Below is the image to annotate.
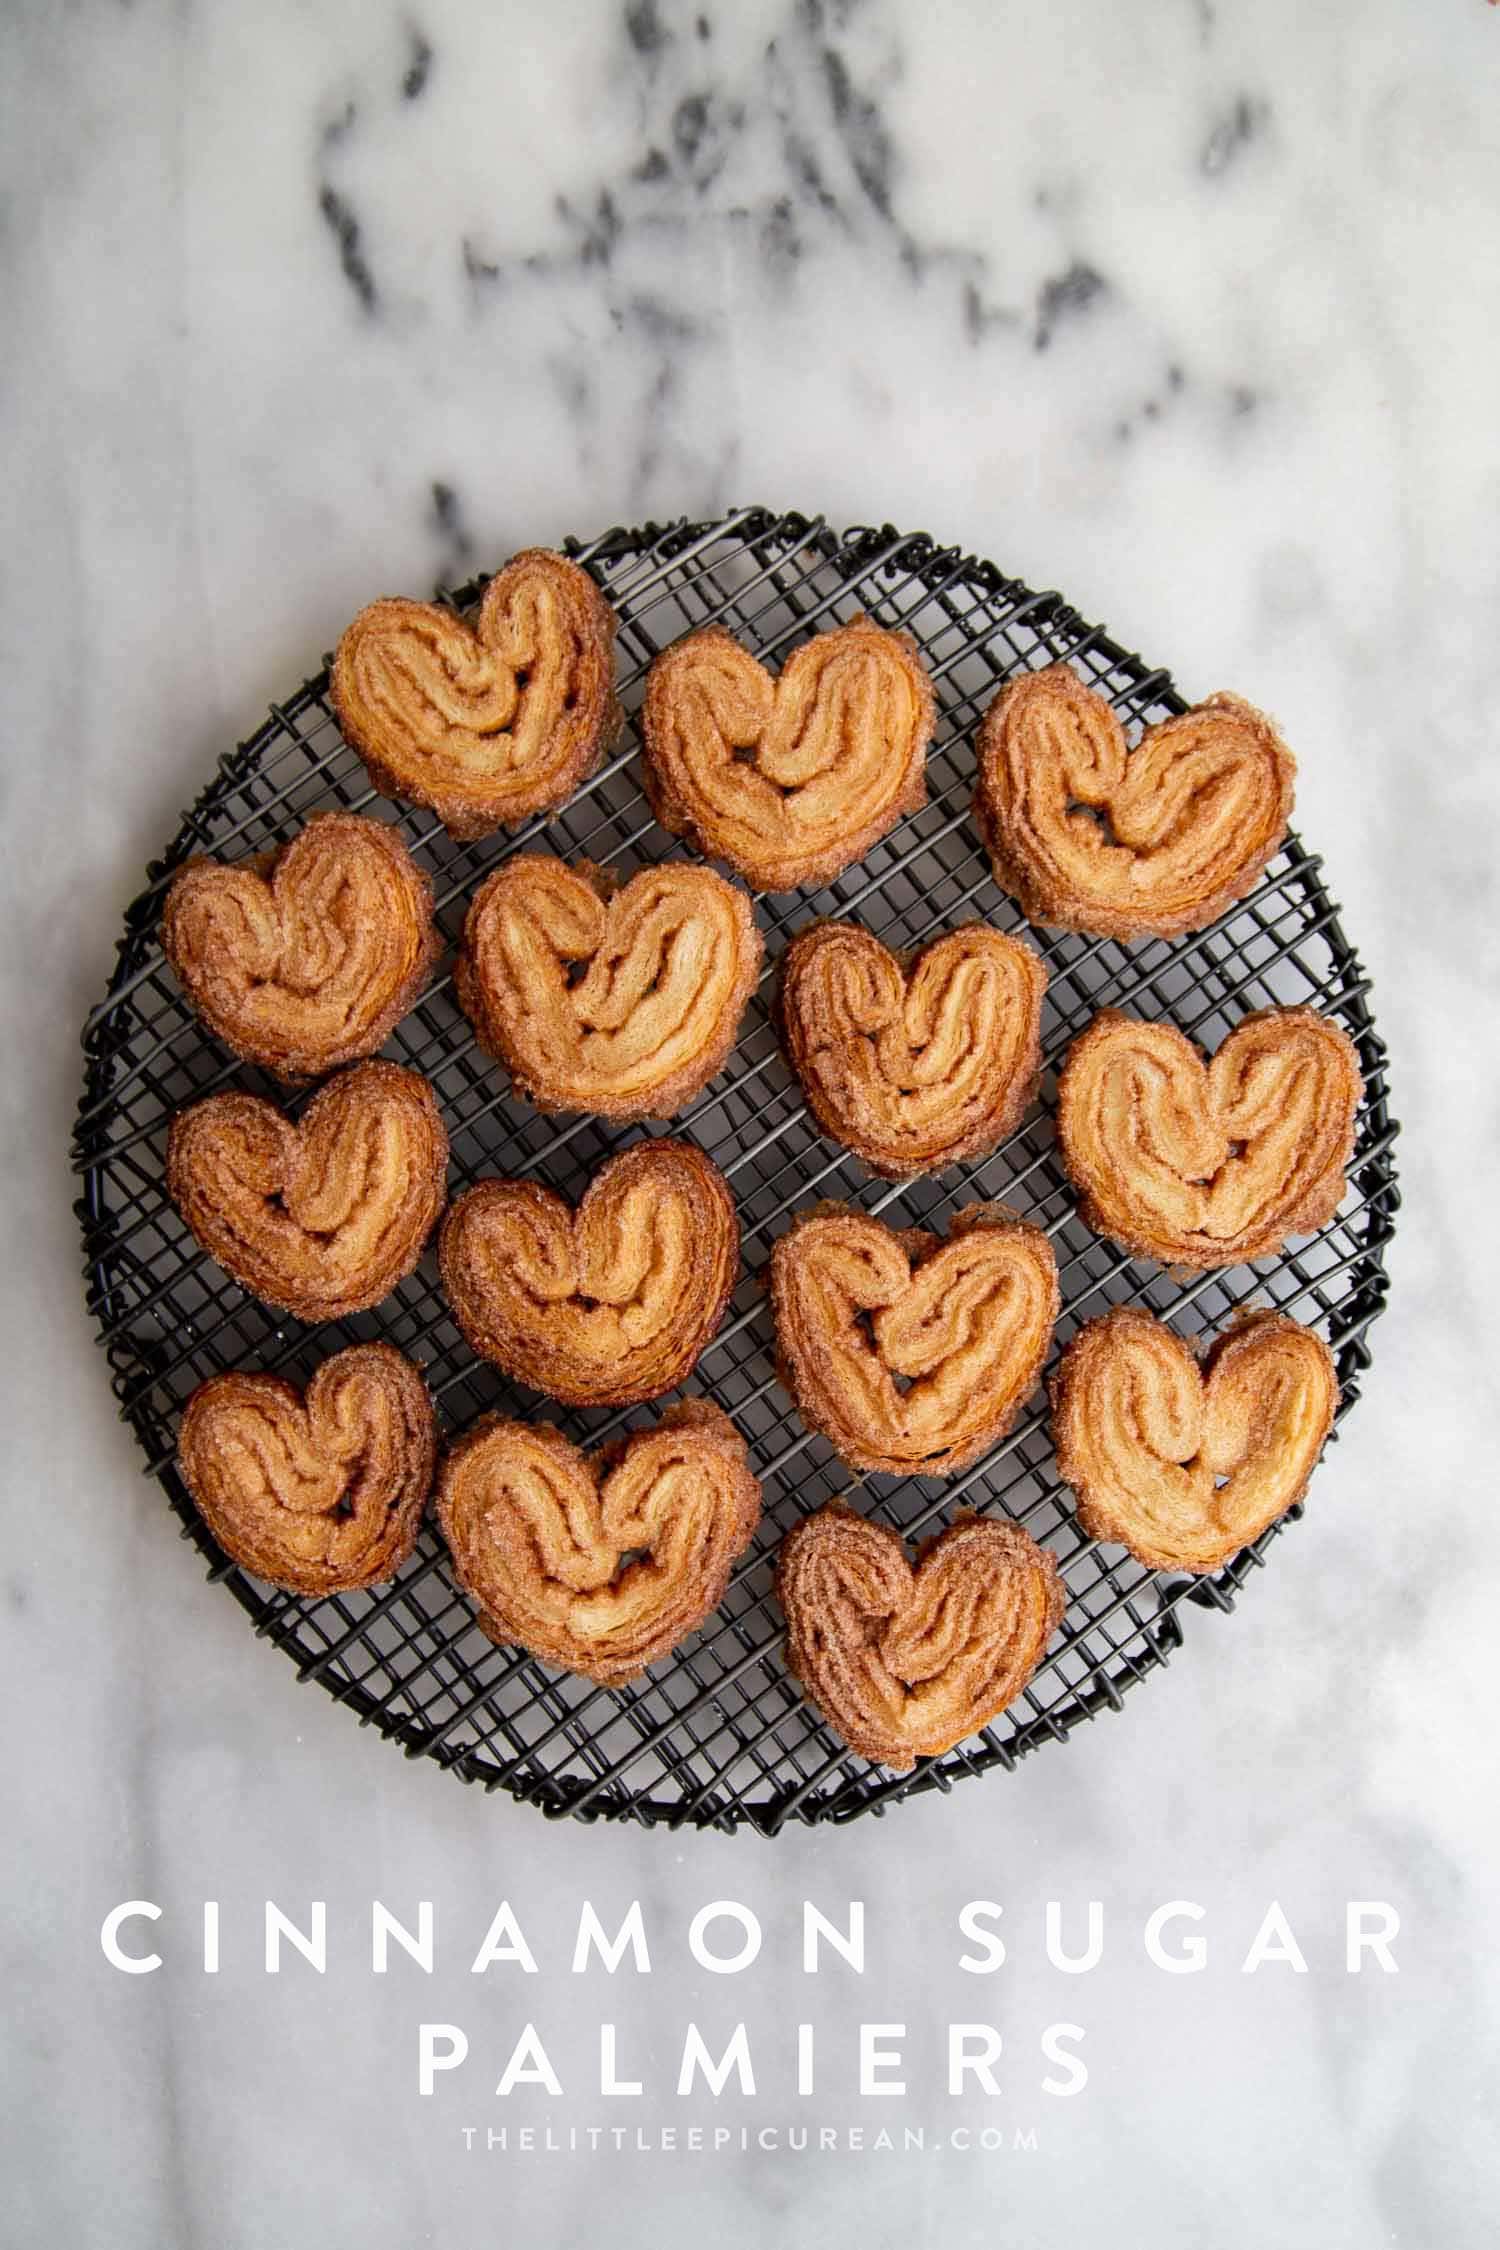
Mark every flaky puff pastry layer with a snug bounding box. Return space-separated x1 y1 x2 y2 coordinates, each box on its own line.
455 854 762 1122
440 1140 738 1408
975 664 1295 939
1051 1306 1337 1574
332 549 619 841
167 1060 448 1319
436 1401 761 1685
1056 1006 1362 1268
776 918 1045 1178
161 811 439 1078
641 617 935 891
777 1507 1064 1770
768 1203 1059 1477
177 1343 436 1595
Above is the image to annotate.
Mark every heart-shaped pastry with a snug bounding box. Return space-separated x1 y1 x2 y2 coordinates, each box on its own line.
777 1507 1064 1770
177 1343 436 1595
777 918 1046 1178
975 664 1295 938
455 854 762 1121
768 1204 1059 1476
435 1400 762 1684
1051 1307 1337 1573
166 1060 448 1319
1056 1006 1362 1267
439 1140 738 1407
331 548 620 841
641 617 935 891
161 811 439 1077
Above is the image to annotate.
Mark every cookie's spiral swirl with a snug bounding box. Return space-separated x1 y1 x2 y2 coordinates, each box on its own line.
166 1060 448 1318
177 1343 436 1595
436 1401 761 1684
439 1140 738 1407
641 618 935 891
455 854 762 1121
777 918 1045 1177
768 1204 1059 1476
975 665 1295 938
1051 1307 1337 1573
777 1508 1064 1770
1056 1006 1362 1267
161 812 438 1078
332 549 619 840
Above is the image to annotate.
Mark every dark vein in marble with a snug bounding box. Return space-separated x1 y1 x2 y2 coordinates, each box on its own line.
403 24 433 101
318 183 376 311
1201 94 1268 176
430 480 472 565
1034 260 1108 351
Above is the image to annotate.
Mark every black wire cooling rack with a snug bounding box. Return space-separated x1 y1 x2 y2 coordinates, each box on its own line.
73 507 1400 1835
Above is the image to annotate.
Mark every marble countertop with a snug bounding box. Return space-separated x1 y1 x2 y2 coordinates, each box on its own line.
5 2 1499 2244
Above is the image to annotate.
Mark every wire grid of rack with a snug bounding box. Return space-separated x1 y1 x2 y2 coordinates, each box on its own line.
73 507 1400 1835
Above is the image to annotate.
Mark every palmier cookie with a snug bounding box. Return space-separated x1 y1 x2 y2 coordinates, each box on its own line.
161 811 438 1078
177 1343 436 1595
777 918 1045 1178
777 1507 1064 1770
641 617 935 891
440 1141 738 1408
1056 1006 1362 1268
455 854 762 1121
332 549 619 841
166 1060 448 1319
975 664 1295 938
436 1401 761 1685
768 1204 1059 1477
1051 1307 1337 1574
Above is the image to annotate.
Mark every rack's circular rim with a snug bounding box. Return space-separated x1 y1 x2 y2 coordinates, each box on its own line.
72 506 1401 1833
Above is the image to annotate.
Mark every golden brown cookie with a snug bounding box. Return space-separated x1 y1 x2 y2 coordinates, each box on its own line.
435 1401 761 1684
1051 1306 1337 1574
975 664 1295 938
777 1507 1064 1770
455 854 762 1121
776 918 1045 1178
161 811 438 1078
768 1203 1059 1476
439 1140 738 1407
641 617 935 891
177 1343 436 1595
1055 1006 1362 1267
331 548 619 840
166 1060 448 1319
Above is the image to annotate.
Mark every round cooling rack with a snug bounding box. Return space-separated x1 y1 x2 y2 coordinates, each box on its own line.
73 507 1401 1835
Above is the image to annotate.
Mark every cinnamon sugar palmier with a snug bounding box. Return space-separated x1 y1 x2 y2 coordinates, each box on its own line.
777 1508 1064 1770
177 1343 435 1595
166 1060 448 1319
777 918 1045 1178
1051 1307 1337 1574
332 549 619 840
161 811 438 1077
975 665 1295 938
455 854 762 1121
641 617 935 891
1056 1006 1362 1267
768 1204 1059 1477
436 1401 761 1685
440 1140 738 1407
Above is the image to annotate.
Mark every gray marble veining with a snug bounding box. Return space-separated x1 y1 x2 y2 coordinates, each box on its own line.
4 2 1499 2244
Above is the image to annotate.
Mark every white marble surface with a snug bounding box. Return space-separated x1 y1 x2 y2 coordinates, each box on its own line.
5 1 1499 2243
